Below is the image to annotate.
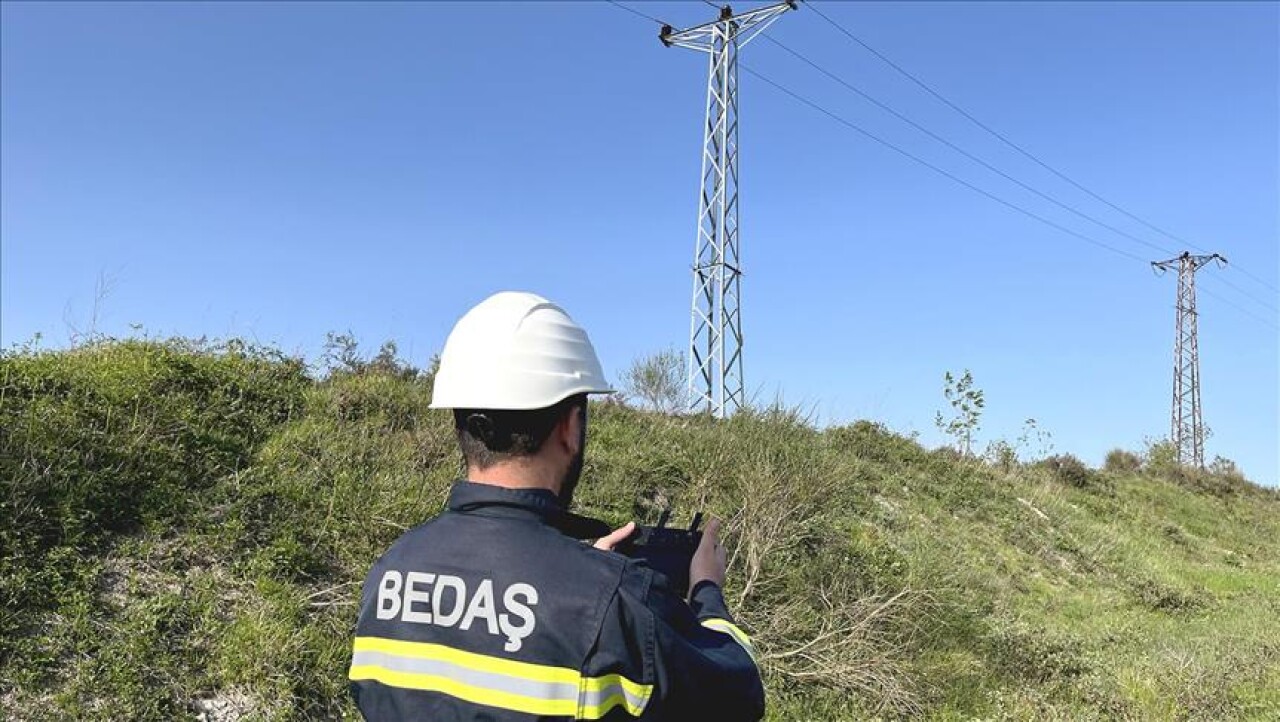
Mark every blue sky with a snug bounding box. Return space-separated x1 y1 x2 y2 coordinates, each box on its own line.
3 1 1276 483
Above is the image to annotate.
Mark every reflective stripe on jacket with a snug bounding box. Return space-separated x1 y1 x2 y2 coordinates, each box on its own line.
349 481 765 721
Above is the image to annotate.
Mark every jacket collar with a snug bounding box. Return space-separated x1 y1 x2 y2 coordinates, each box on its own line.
447 480 563 518
446 480 612 540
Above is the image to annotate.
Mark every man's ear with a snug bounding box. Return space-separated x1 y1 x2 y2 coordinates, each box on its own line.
559 403 584 455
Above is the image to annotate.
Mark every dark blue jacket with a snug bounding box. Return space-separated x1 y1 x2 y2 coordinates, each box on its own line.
349 481 765 721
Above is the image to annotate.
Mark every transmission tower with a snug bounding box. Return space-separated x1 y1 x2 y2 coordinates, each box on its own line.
1151 251 1227 468
661 1 794 417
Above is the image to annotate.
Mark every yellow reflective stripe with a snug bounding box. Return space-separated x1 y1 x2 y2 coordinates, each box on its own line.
579 672 651 699
701 618 757 663
579 673 652 717
581 692 638 719
349 636 653 719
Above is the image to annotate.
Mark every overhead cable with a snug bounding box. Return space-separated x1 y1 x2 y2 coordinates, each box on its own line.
801 0 1279 296
605 0 668 26
740 63 1149 264
760 33 1278 314
745 63 1278 330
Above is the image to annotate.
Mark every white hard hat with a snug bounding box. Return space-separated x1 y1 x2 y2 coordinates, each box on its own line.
429 291 614 410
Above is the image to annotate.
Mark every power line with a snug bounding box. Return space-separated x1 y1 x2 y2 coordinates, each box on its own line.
1229 263 1280 294
799 0 1200 250
759 33 1279 315
745 63 1280 330
801 0 1280 297
761 35 1177 258
605 0 668 26
745 62 1279 332
739 63 1149 264
1199 286 1280 332
1207 273 1277 313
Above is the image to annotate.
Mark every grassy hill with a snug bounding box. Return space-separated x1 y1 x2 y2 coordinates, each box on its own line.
2 338 1277 721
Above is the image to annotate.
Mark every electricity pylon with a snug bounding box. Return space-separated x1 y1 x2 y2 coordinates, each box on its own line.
661 1 794 417
1151 251 1227 468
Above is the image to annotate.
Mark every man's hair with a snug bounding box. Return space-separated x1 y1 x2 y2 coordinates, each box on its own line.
454 394 586 469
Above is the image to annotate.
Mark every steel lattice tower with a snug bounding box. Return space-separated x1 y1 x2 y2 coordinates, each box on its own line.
661 2 794 417
1152 251 1226 468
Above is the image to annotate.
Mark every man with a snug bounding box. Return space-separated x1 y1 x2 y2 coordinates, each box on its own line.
349 291 764 721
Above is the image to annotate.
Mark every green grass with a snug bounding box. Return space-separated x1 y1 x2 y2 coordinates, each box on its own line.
2 338 1277 720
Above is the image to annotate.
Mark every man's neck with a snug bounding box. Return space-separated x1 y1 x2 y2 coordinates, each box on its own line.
466 461 561 495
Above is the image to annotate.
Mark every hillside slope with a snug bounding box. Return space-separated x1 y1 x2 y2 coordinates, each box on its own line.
2 339 1277 721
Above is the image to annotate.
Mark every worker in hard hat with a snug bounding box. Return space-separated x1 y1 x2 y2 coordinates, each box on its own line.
348 291 764 721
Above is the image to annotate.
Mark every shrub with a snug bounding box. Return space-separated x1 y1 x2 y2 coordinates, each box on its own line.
1206 455 1245 483
1143 438 1180 477
1104 448 1142 474
1130 577 1209 613
988 623 1090 683
320 333 421 380
829 420 926 466
1177 462 1262 499
1015 418 1054 462
984 439 1019 472
1041 454 1095 488
622 348 688 414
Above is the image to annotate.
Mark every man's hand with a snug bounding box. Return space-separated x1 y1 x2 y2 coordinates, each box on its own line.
689 518 726 592
593 521 636 551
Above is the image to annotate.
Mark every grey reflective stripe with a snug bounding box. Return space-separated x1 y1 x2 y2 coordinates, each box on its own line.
578 677 649 714
351 650 579 702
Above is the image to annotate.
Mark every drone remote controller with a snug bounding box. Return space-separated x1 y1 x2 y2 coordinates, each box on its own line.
616 509 704 597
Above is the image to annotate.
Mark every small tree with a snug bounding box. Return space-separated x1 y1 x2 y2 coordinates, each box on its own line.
1143 438 1179 476
623 348 689 414
321 331 362 375
320 333 419 379
983 439 1018 472
1207 455 1245 482
366 340 420 380
935 369 984 456
1016 418 1054 461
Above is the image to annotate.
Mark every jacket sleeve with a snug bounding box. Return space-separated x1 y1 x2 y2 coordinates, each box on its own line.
582 567 765 721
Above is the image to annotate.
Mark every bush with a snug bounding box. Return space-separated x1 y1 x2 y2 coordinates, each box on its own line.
1207 455 1245 483
1040 454 1095 488
1130 577 1209 613
1136 451 1262 499
828 420 926 466
1104 448 1142 474
984 439 1019 472
1177 462 1262 499
622 348 688 414
987 622 1090 684
1143 439 1180 477
320 334 421 381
